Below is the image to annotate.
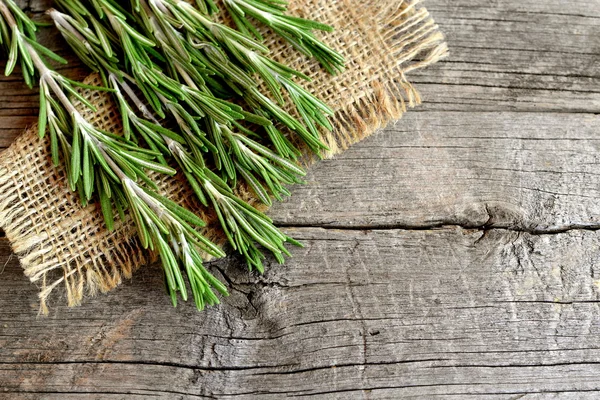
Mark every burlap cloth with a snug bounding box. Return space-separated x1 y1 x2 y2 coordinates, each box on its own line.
0 0 447 312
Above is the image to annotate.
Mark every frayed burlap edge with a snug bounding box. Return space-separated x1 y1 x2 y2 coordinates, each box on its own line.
0 0 447 313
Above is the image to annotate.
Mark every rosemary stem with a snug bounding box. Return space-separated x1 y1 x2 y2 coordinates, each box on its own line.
0 0 16 26
19 26 160 220
97 139 166 219
47 9 84 42
0 5 75 117
227 0 271 21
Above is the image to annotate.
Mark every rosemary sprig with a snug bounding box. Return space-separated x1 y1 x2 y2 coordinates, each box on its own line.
50 4 305 272
57 0 304 195
123 0 330 198
1 0 229 309
52 0 314 193
222 0 345 75
130 0 333 154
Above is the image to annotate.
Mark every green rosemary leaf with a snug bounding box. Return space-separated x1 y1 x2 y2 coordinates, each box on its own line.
145 189 208 229
0 11 7 45
48 118 60 165
82 136 94 200
127 162 159 190
67 79 117 91
21 61 33 87
236 162 272 206
62 83 98 111
76 177 88 206
16 37 34 75
5 27 19 75
120 151 177 175
99 169 112 197
38 86 47 138
22 36 68 64
70 121 82 189
138 118 186 143
98 177 115 231
113 187 127 221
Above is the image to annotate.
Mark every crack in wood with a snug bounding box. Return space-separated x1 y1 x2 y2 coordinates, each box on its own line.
274 222 600 236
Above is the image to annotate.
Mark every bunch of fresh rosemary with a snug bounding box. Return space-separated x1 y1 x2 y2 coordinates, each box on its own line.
0 0 343 309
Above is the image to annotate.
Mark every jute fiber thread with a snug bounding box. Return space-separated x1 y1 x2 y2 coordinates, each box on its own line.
0 0 448 313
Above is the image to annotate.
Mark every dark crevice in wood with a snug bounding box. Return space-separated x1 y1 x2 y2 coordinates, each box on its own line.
423 8 600 21
439 16 528 24
289 385 600 398
0 359 289 372
410 80 600 95
496 300 600 305
274 221 600 236
0 390 198 398
431 361 600 369
255 358 448 376
266 316 411 332
289 385 488 398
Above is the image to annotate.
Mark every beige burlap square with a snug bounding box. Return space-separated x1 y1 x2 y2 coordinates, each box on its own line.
0 0 447 312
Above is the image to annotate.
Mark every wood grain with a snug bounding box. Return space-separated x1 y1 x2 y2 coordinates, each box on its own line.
412 0 600 114
271 112 600 231
3 226 600 398
2 0 600 398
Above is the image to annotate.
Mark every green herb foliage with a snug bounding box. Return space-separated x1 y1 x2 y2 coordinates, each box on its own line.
0 0 343 309
222 0 345 75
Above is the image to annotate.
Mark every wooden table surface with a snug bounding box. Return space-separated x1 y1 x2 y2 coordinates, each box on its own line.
2 0 600 398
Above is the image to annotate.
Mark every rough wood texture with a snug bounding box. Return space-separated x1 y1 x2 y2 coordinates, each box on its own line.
2 0 600 398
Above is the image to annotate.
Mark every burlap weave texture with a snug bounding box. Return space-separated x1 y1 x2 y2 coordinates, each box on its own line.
0 0 447 312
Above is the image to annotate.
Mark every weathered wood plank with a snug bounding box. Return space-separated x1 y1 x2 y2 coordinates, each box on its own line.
3 226 600 398
271 111 600 231
412 0 600 113
2 0 600 150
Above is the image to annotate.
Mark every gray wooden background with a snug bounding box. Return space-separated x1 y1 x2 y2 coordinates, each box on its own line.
2 0 600 398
